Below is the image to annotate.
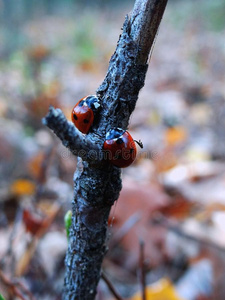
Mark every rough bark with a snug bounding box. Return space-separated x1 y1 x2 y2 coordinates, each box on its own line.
43 0 168 299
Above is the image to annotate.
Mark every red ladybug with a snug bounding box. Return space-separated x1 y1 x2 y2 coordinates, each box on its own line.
103 128 142 168
71 95 100 134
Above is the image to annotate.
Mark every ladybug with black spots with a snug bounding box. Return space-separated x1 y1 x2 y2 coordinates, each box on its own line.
71 95 101 134
103 128 143 168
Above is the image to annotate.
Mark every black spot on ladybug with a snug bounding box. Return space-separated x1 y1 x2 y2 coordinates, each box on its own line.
130 148 134 154
73 114 78 120
115 154 122 160
116 138 124 145
83 119 89 123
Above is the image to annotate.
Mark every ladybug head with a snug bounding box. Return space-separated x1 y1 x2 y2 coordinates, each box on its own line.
105 128 124 140
85 95 101 112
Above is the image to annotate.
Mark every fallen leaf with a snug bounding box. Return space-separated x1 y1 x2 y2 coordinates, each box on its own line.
23 209 45 235
10 179 36 197
26 45 50 62
164 126 187 147
16 204 60 276
38 231 68 276
211 211 225 234
153 148 178 173
26 94 60 121
129 278 181 300
109 178 170 270
28 152 46 180
159 194 195 220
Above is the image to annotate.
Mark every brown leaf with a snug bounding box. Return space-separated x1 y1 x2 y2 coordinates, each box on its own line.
10 179 36 197
16 204 60 276
159 194 195 220
26 94 60 120
109 178 170 270
23 209 45 236
26 45 50 62
164 126 187 147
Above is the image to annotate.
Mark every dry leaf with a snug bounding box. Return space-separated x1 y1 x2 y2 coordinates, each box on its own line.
164 126 187 147
26 94 59 120
28 152 46 180
154 148 178 173
26 45 50 62
10 179 36 197
23 209 45 235
109 178 170 270
129 278 182 300
159 195 195 220
16 204 60 276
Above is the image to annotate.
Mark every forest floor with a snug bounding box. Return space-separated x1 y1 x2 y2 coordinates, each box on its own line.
1 1 225 299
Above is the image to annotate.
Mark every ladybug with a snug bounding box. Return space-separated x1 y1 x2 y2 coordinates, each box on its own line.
71 95 100 134
103 128 143 168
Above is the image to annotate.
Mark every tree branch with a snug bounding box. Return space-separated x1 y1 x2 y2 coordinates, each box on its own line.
43 106 101 162
130 0 168 64
43 0 168 299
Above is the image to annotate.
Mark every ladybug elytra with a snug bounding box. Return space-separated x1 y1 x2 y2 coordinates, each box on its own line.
71 95 100 134
103 128 138 168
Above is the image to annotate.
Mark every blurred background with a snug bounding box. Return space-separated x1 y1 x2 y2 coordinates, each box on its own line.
1 0 225 299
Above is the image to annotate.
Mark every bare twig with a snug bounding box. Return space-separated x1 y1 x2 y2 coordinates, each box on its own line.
35 145 54 201
37 145 53 184
130 0 168 64
139 240 146 300
109 212 142 249
0 270 34 300
14 280 36 300
101 272 124 300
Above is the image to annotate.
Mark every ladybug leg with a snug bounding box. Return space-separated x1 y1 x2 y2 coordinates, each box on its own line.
134 139 143 148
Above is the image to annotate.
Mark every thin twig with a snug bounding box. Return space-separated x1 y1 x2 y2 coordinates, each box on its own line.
101 272 124 300
139 240 146 300
14 280 36 300
109 212 142 249
130 0 168 64
0 270 30 300
35 145 54 201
